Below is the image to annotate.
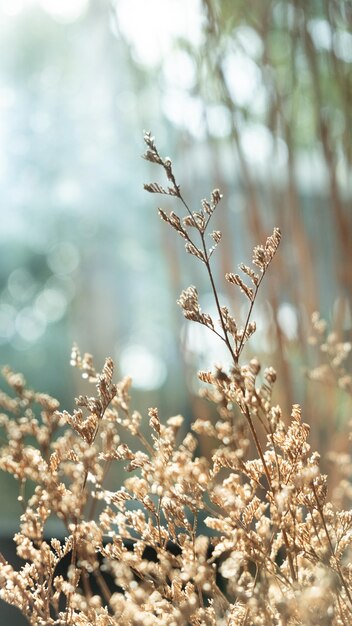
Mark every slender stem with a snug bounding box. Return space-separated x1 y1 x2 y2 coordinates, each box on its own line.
65 418 102 625
176 188 237 362
178 183 267 365
244 405 271 487
136 429 154 456
204 323 230 344
177 192 197 222
236 271 265 359
156 495 163 548
87 458 112 522
200 232 237 362
191 512 203 608
93 568 112 606
81 569 92 601
336 592 350 626
243 405 297 582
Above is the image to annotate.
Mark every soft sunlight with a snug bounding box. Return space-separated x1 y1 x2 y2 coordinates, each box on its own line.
0 0 89 21
114 0 204 66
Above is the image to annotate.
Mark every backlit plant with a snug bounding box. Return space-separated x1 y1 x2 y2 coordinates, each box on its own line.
0 134 351 625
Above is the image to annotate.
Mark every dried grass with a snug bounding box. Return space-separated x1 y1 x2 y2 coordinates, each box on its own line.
0 134 351 625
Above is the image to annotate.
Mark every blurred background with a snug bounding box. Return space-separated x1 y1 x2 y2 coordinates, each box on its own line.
0 0 351 593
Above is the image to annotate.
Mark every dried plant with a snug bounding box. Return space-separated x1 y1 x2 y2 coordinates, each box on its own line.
308 312 352 396
0 133 351 625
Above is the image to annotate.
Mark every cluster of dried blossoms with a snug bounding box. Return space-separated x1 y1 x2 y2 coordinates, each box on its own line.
308 311 352 395
0 135 351 625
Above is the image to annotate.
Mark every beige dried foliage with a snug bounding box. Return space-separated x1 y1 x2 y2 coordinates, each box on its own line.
0 134 351 625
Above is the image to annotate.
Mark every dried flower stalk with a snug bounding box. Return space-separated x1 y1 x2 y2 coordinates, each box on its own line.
0 135 351 625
